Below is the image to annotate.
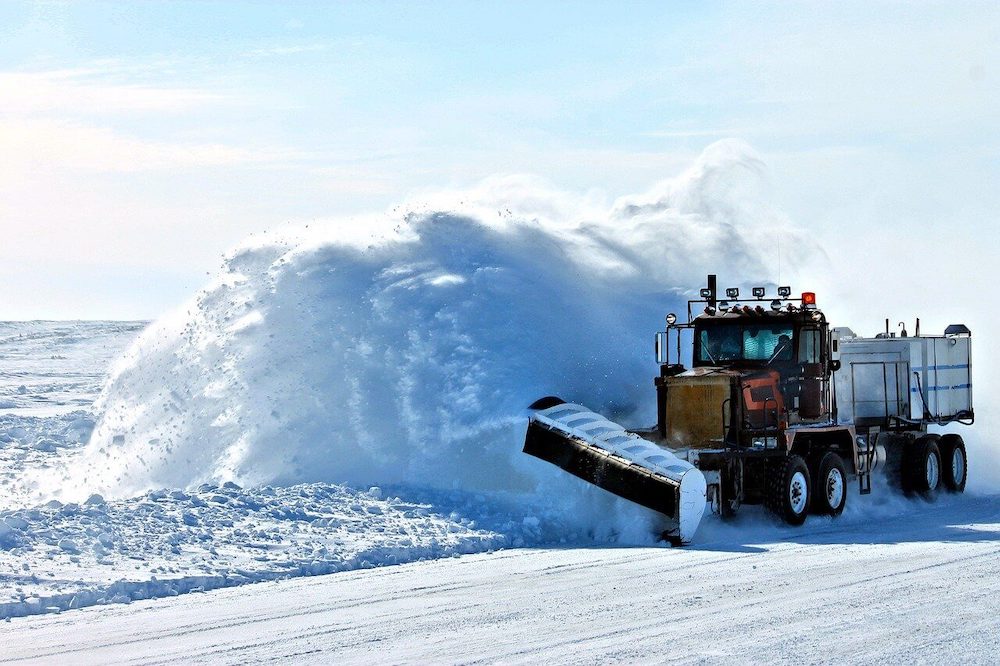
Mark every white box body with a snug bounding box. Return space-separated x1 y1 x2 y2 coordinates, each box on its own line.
833 330 971 426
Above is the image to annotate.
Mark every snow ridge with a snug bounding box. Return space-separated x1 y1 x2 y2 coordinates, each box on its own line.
0 482 508 619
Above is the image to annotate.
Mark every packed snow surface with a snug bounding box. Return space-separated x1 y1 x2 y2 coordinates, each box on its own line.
6 495 1000 664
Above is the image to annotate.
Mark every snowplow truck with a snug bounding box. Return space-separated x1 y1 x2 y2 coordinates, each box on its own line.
524 275 973 544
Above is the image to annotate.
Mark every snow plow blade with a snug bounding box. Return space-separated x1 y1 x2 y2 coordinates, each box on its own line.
524 398 707 544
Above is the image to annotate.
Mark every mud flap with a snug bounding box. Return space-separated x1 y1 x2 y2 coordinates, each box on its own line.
523 400 707 544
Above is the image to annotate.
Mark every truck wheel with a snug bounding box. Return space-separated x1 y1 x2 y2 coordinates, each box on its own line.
939 434 968 493
812 452 848 516
766 455 810 525
903 435 941 498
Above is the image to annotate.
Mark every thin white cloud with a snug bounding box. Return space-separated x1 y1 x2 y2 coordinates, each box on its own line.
0 119 304 174
0 69 223 115
0 66 309 173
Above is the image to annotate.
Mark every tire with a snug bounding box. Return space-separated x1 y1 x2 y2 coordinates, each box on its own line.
903 435 942 498
939 434 968 493
766 454 811 525
811 452 848 516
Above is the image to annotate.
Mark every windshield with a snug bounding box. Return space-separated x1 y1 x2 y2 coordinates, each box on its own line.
697 323 794 363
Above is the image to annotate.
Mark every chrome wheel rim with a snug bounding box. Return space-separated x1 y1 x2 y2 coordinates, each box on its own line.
953 447 966 485
826 467 845 508
789 470 808 514
926 451 940 489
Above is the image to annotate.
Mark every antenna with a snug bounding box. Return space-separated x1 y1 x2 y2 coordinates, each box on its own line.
777 235 782 288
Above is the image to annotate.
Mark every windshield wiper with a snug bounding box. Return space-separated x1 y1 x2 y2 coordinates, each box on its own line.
766 340 791 366
701 335 718 364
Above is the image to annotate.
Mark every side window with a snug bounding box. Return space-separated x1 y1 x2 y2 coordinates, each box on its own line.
798 328 821 364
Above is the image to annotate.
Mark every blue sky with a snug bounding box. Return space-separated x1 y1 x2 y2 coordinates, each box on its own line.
1 1 998 319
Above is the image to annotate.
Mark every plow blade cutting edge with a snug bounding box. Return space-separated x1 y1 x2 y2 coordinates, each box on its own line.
524 399 707 544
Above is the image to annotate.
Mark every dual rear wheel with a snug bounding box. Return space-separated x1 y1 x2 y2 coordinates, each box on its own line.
904 434 967 496
812 452 848 517
766 451 847 525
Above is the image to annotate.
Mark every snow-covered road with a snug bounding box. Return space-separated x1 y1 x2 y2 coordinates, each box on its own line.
6 494 1000 665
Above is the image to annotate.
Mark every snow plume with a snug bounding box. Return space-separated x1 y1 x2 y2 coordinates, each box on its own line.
64 140 816 537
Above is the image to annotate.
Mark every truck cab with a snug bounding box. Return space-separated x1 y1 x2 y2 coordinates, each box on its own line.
692 308 832 422
655 302 834 451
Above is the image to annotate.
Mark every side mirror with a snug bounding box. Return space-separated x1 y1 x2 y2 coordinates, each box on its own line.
829 360 841 372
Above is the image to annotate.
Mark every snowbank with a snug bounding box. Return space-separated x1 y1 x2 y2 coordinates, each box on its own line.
0 411 96 510
0 482 508 619
56 141 814 535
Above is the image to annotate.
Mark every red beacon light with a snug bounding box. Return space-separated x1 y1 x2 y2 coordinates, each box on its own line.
802 292 817 309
